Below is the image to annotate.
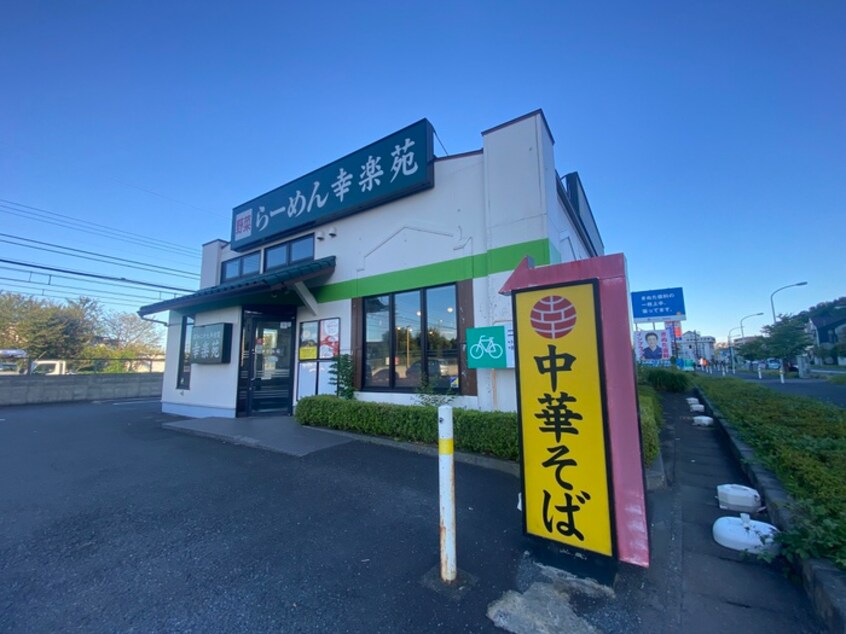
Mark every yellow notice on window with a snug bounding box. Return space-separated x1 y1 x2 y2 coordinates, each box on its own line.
514 281 613 556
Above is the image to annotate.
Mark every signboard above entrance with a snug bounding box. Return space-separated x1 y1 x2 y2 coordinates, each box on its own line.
230 119 435 252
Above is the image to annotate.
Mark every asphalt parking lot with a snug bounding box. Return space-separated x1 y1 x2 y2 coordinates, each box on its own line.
0 400 529 633
0 398 824 633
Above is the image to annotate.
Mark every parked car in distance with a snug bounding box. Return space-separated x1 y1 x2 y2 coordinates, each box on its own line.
30 360 71 375
0 362 20 375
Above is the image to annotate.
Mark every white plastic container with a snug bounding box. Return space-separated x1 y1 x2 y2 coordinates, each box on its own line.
690 404 705 413
686 397 700 405
717 484 761 512
693 416 713 427
713 514 780 556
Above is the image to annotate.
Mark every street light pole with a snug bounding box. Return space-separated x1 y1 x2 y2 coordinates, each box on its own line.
740 312 765 340
770 282 808 324
728 326 742 374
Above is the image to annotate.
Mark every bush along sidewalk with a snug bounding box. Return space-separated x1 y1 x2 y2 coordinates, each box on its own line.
695 374 846 570
295 385 663 467
696 377 846 632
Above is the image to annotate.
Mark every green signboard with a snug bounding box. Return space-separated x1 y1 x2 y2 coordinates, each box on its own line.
230 119 435 251
190 323 232 364
466 326 509 369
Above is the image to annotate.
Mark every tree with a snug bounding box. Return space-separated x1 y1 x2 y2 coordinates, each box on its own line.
761 316 812 364
736 336 767 362
0 293 101 359
99 312 163 353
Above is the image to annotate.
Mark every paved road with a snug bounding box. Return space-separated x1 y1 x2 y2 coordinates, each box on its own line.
735 374 846 408
0 399 824 633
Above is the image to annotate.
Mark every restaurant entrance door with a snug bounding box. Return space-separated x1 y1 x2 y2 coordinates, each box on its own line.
237 310 296 415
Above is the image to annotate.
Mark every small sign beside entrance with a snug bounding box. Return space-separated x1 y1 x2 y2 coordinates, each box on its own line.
299 321 319 360
190 323 232 364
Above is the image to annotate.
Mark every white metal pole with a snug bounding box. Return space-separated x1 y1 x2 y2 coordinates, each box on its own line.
438 405 457 583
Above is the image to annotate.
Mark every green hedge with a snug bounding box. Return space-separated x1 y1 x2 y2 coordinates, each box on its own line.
295 396 519 460
695 375 846 568
639 367 691 392
296 391 662 467
637 385 662 466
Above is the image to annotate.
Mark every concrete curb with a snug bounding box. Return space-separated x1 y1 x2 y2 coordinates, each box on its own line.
644 449 666 490
694 387 846 634
310 425 666 490
162 422 286 455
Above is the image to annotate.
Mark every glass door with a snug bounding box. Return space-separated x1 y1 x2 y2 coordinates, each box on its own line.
238 314 295 415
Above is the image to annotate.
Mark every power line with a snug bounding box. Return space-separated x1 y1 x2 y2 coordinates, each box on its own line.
0 233 200 279
0 258 195 293
2 287 147 310
0 203 199 260
0 197 198 254
434 129 449 156
0 264 179 299
108 177 214 214
0 276 176 303
0 199 200 258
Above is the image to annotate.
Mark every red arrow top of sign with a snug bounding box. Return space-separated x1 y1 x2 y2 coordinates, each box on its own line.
499 253 627 295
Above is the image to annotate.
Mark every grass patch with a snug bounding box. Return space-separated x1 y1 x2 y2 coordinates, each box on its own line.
825 373 846 385
695 375 846 569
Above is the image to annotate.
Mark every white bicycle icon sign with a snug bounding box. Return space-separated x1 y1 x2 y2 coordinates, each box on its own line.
469 335 504 360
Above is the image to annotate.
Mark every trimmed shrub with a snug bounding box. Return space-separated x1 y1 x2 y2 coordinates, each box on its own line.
296 393 661 467
295 396 518 460
637 385 662 466
695 375 846 569
641 367 691 392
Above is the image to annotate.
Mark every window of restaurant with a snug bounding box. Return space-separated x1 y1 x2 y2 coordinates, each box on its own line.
221 252 261 282
265 234 315 272
176 315 194 389
363 284 459 391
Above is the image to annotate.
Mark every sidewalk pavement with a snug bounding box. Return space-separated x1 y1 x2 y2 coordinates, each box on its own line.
163 394 825 633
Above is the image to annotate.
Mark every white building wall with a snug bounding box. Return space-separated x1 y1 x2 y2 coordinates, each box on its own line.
200 240 228 288
161 306 243 418
308 152 486 287
176 111 599 415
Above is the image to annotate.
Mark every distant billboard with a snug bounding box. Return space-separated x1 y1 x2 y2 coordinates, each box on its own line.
634 329 672 363
631 287 686 323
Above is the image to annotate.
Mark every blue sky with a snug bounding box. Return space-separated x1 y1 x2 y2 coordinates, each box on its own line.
1 1 843 343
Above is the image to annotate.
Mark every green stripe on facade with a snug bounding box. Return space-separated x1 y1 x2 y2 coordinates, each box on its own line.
313 239 552 302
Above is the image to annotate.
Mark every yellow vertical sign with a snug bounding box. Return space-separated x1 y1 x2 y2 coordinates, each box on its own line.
514 281 613 556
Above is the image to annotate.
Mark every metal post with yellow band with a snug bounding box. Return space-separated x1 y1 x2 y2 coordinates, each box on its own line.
437 405 457 582
512 279 614 558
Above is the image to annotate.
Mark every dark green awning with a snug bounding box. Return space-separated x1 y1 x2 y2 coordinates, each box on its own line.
138 256 335 316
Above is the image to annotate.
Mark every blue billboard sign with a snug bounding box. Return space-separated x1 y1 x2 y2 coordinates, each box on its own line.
631 287 686 323
230 119 435 251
